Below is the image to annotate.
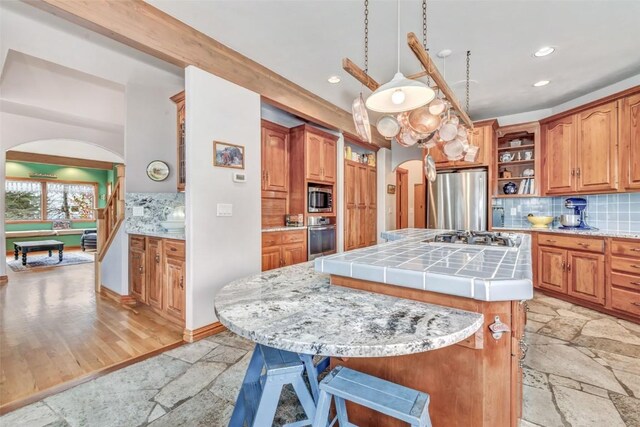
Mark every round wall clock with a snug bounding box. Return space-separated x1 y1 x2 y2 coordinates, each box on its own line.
146 160 170 181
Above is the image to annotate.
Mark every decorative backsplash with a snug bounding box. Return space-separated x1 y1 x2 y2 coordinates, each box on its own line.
493 193 640 233
125 193 185 234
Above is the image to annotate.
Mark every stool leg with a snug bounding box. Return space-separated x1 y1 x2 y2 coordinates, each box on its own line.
311 390 332 427
229 348 262 427
299 354 320 402
334 397 350 426
252 379 283 426
291 374 317 421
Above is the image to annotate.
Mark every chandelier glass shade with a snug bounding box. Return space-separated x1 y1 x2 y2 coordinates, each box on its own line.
365 72 435 113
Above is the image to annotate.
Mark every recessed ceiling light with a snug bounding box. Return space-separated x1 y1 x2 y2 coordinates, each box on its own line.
534 46 555 57
533 80 550 87
327 75 341 84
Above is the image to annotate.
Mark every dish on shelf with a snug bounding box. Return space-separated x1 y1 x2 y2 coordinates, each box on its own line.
523 168 535 177
509 139 522 147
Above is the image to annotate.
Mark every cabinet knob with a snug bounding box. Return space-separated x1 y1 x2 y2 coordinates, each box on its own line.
631 248 640 252
138 266 143 273
576 168 581 177
571 169 575 176
179 276 184 289
632 302 640 307
567 263 572 271
630 281 640 286
546 239 557 243
632 264 640 269
577 243 590 247
561 260 566 271
155 254 160 263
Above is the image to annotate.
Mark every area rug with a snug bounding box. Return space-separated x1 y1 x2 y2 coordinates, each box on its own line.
7 252 95 272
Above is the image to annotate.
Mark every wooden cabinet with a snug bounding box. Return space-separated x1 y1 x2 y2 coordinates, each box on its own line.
537 247 566 293
344 160 376 251
576 102 618 192
322 138 337 182
608 238 640 318
542 101 619 195
303 130 337 183
129 236 146 302
261 120 289 193
431 120 497 169
620 92 640 190
128 235 186 325
261 230 307 271
567 251 604 304
170 91 186 192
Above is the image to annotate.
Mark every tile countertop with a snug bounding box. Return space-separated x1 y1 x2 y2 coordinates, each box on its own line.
315 228 533 302
492 226 640 239
215 262 484 357
126 230 185 240
262 226 307 233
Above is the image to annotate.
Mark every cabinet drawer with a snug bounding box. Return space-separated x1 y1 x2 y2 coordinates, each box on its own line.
611 272 640 292
537 234 604 253
130 235 146 251
262 233 281 247
281 230 305 244
610 287 640 316
611 256 640 275
611 239 640 258
163 240 185 259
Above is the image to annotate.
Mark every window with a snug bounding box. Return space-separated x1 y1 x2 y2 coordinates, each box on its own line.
46 183 96 220
5 180 42 220
5 178 97 222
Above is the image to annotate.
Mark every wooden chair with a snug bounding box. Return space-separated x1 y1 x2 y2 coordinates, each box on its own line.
312 365 432 427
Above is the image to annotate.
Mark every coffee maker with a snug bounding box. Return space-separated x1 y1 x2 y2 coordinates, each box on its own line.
559 197 595 230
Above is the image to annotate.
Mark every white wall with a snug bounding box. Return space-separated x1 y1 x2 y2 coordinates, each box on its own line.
101 227 128 295
184 66 261 330
376 148 396 238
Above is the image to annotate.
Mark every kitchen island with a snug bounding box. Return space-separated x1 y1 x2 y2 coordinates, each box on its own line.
316 228 532 427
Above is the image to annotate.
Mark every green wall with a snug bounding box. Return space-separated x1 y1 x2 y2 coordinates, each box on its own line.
5 161 112 250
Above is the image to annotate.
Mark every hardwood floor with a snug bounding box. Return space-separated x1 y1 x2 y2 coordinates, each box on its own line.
0 253 183 411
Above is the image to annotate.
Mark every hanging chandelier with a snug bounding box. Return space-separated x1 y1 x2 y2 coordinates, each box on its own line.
346 0 477 164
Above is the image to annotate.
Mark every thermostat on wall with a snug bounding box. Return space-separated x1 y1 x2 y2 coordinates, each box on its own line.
232 172 247 183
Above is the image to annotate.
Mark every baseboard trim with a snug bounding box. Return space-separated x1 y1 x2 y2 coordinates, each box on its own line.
99 287 137 306
183 321 226 343
0 275 8 285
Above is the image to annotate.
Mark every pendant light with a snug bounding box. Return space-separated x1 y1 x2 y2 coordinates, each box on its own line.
365 0 435 113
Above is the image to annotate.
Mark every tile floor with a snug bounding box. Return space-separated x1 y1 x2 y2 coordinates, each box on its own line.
2 292 638 427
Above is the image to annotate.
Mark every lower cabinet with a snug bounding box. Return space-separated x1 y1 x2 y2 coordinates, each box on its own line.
608 239 640 317
262 230 307 271
129 235 186 325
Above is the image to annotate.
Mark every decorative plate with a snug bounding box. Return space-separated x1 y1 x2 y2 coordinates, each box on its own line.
146 160 170 181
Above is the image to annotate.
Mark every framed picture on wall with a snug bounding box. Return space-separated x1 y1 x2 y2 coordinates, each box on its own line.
213 141 245 169
387 184 396 194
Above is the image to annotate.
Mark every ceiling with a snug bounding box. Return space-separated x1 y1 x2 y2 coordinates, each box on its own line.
148 0 640 120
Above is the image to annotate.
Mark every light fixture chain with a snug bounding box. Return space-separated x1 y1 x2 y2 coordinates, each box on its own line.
422 0 431 85
364 0 369 74
466 50 471 113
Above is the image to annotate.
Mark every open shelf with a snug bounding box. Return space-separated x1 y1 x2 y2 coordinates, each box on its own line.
497 144 535 152
494 194 539 198
497 176 534 181
498 159 535 166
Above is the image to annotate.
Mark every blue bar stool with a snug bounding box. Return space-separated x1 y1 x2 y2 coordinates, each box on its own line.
312 366 432 427
229 344 326 427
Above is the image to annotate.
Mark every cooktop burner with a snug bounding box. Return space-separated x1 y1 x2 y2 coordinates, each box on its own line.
433 231 516 247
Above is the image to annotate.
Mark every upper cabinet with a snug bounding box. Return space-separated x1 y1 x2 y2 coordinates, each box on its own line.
261 120 289 193
542 99 622 195
170 91 186 192
431 120 496 169
301 128 337 184
620 92 640 190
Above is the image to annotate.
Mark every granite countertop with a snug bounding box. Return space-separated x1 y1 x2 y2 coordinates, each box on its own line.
214 262 484 357
262 226 307 233
315 228 533 302
492 226 640 239
126 229 185 240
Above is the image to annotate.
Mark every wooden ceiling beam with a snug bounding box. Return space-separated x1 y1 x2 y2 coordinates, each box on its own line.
25 0 389 149
406 32 474 129
342 58 380 92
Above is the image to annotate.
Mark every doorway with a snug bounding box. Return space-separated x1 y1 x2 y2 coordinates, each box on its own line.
396 167 408 229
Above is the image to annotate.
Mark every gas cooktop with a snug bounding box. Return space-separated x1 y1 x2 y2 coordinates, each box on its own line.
431 231 518 247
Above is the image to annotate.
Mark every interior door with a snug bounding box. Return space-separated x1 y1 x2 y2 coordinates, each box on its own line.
396 168 409 229
544 116 576 195
414 183 426 228
146 238 163 311
537 247 567 293
261 121 289 192
567 251 605 305
576 102 618 192
620 93 640 190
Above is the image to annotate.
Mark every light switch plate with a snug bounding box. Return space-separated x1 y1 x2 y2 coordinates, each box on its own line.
217 203 233 217
510 208 517 216
133 206 144 217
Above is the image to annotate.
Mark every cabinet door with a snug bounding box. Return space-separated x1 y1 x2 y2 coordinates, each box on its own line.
537 247 567 293
367 167 377 246
305 133 324 181
544 116 576 195
262 123 289 192
464 126 487 166
282 243 306 267
262 246 281 271
322 139 337 183
576 102 618 192
146 238 163 311
344 162 359 251
567 251 605 305
130 249 146 302
165 256 186 321
620 93 640 190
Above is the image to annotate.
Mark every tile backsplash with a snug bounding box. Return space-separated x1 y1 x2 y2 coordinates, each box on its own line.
125 192 185 234
493 193 640 233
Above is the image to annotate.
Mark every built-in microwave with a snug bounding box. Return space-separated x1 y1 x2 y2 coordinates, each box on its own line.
308 186 333 213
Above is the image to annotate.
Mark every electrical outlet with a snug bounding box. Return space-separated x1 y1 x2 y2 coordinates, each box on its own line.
217 203 233 217
133 206 144 217
510 208 517 216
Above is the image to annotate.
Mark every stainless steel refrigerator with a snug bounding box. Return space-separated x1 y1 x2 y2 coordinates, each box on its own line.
426 169 488 231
